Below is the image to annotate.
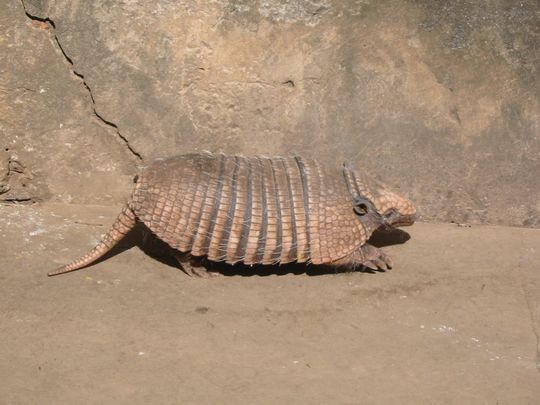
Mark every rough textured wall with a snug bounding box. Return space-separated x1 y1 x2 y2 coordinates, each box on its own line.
2 0 539 226
1 0 136 204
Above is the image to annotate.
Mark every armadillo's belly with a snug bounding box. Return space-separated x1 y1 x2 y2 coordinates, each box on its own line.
131 153 364 265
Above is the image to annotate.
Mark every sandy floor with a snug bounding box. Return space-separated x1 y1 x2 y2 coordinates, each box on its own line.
1 203 539 404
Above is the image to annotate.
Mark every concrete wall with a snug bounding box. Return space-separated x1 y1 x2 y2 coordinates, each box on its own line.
2 0 539 226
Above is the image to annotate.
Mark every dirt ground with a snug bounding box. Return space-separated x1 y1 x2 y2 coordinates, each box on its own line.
1 203 539 404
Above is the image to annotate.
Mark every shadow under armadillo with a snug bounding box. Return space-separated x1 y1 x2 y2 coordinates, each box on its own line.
88 223 411 277
368 227 411 248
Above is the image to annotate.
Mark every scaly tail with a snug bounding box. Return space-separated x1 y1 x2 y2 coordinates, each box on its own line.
48 205 137 276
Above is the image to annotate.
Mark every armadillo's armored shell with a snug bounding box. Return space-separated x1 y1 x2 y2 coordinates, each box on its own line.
130 153 373 265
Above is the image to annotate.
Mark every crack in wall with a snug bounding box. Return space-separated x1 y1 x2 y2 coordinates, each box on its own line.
0 198 36 205
20 1 143 162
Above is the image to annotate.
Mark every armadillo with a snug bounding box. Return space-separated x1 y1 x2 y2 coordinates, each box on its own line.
50 153 416 277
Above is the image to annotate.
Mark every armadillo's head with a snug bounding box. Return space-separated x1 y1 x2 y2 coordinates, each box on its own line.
345 163 417 228
369 187 417 227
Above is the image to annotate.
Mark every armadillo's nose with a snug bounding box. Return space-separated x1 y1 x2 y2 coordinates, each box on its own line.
401 213 417 226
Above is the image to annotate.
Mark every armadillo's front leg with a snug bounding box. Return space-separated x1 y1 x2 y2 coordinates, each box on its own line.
173 252 220 278
357 243 393 270
332 243 393 271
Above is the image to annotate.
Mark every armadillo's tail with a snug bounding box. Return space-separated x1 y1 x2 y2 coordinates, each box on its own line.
48 205 137 276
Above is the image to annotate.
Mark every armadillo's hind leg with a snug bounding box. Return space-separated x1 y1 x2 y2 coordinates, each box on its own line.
48 205 137 276
173 251 220 278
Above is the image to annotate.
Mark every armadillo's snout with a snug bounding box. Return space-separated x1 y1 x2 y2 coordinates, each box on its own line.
393 213 416 227
382 209 415 227
397 198 417 227
397 204 417 227
382 203 417 227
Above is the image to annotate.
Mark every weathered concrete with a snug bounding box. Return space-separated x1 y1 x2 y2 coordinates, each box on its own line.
0 0 136 204
1 203 539 403
0 0 538 226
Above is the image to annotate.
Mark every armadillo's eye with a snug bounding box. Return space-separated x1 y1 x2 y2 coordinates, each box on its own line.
353 203 368 216
382 208 399 223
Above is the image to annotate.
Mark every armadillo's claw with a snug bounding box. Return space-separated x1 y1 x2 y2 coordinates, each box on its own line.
371 257 388 270
185 264 221 278
380 252 393 269
358 243 393 271
362 260 379 270
192 268 221 278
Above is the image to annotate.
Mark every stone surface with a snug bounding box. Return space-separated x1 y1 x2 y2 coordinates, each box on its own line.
0 0 136 204
2 0 540 226
0 203 539 403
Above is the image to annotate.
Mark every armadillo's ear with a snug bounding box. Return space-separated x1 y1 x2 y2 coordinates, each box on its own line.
352 196 369 216
352 196 381 219
353 204 368 216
